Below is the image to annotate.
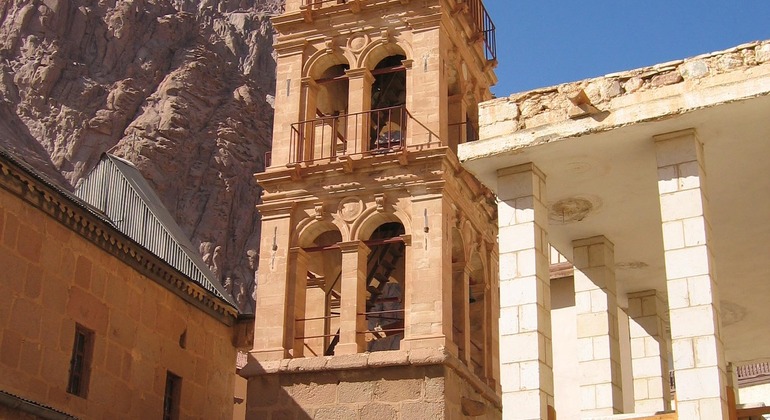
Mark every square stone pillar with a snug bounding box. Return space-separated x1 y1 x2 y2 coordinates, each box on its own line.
496 163 554 420
344 68 373 153
400 194 453 352
299 77 319 162
654 129 727 419
288 247 309 358
627 290 671 413
251 212 294 361
573 235 624 416
270 42 305 167
335 241 370 355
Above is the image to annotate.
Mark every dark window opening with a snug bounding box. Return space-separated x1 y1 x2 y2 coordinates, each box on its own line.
163 372 181 420
67 324 94 397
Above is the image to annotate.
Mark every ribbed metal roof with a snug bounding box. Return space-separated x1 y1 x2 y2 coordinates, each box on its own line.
75 154 237 307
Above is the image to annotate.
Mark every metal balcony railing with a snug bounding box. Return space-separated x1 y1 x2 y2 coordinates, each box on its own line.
467 0 497 62
289 105 440 164
449 120 479 144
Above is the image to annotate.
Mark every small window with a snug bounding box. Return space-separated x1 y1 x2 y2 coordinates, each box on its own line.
163 371 181 420
67 324 94 397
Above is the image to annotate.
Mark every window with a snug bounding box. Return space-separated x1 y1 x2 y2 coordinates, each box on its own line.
67 324 93 397
163 371 181 420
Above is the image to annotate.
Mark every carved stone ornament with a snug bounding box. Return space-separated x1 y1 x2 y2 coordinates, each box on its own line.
348 32 369 54
314 202 324 220
338 196 364 222
374 193 386 212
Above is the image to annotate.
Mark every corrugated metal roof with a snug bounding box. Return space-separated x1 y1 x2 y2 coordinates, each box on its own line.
75 154 237 307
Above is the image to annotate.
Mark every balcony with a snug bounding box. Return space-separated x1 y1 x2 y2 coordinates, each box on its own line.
288 105 440 164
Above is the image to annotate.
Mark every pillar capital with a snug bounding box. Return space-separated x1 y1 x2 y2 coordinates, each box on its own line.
338 240 370 254
344 67 374 83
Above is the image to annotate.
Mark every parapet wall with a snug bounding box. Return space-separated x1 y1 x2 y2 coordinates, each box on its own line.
480 41 770 137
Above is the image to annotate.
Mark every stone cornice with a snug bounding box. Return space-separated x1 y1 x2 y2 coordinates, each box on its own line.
0 152 239 325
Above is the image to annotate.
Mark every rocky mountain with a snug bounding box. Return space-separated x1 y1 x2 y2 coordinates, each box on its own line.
0 0 283 312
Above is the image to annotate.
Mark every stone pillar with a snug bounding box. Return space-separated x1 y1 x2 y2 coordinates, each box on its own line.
251 212 294 361
344 68 373 153
401 193 453 352
288 247 309 357
270 41 305 167
654 129 727 419
335 241 369 354
627 290 671 413
573 235 624 416
299 77 319 162
496 163 554 420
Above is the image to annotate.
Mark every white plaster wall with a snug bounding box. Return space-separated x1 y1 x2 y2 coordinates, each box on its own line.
552 276 580 419
739 382 770 406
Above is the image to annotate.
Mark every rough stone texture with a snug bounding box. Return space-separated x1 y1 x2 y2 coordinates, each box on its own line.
479 41 770 136
245 364 501 420
0 0 282 312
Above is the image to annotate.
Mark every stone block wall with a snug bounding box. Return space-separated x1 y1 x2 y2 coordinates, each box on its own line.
0 186 237 419
244 351 501 419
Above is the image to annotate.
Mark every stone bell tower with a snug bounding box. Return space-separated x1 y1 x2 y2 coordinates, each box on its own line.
241 0 501 417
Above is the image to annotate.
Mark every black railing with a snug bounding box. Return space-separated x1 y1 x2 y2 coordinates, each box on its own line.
288 105 439 164
449 121 479 144
467 0 497 62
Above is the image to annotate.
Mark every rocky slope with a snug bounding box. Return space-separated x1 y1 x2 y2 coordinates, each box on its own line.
0 0 283 312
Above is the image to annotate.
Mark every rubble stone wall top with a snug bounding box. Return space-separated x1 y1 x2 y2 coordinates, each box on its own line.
479 41 770 137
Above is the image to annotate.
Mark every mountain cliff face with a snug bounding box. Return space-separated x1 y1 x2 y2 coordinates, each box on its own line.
0 0 283 312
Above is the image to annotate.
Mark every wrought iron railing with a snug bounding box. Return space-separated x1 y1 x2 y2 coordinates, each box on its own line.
466 0 497 62
288 105 440 164
449 121 479 144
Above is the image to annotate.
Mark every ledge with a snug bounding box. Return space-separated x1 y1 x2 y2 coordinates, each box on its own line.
240 346 501 409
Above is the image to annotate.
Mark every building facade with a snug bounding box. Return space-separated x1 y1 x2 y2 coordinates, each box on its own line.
460 41 770 419
0 150 241 419
242 0 502 418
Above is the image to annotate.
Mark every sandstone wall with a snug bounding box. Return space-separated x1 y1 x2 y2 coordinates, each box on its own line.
0 184 237 419
244 349 501 419
0 0 284 311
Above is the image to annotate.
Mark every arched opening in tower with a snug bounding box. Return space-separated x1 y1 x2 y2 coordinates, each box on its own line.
370 55 407 151
364 221 406 352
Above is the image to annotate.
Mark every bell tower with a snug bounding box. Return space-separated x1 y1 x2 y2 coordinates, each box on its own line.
242 0 501 417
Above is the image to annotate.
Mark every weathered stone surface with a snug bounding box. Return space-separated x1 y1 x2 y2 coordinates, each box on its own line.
314 406 357 420
0 0 281 312
756 43 770 63
360 403 398 419
679 60 709 79
650 71 683 87
478 41 770 137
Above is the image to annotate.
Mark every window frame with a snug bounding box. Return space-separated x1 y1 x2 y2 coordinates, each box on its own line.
66 324 94 398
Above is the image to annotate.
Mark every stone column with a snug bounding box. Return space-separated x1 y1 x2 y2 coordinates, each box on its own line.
299 77 319 162
497 163 554 420
573 235 624 416
288 247 309 357
335 241 369 354
627 290 671 413
344 68 373 153
654 129 727 419
400 193 454 353
251 211 294 361
270 40 306 167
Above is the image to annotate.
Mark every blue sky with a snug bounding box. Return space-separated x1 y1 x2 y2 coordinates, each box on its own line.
484 1 770 97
